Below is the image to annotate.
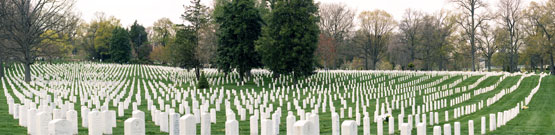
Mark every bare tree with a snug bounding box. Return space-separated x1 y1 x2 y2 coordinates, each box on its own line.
477 24 500 71
498 0 524 73
319 3 355 42
451 0 488 71
319 3 355 68
399 9 423 63
0 0 78 82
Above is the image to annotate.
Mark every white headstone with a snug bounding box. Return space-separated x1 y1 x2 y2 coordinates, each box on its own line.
102 110 114 134
66 110 78 134
261 119 274 135
225 119 239 135
468 120 475 135
124 117 145 135
88 111 102 135
489 114 496 131
179 114 197 135
416 123 425 135
294 120 313 135
287 113 296 135
133 110 145 120
36 112 52 135
377 116 383 135
341 120 357 135
201 113 211 135
250 116 258 135
444 124 451 135
363 116 370 135
81 107 89 128
170 113 180 135
332 113 340 135
48 119 72 135
160 111 169 132
27 108 37 134
433 126 442 135
454 122 461 135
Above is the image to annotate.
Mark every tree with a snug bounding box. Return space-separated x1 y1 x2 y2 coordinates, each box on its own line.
40 30 74 62
317 34 337 69
399 9 423 64
256 0 320 82
451 0 489 71
77 13 121 60
355 10 396 70
109 27 131 64
477 24 502 71
0 0 79 82
215 0 263 81
151 18 175 46
318 3 355 41
498 0 524 73
419 11 456 71
129 21 149 60
525 0 555 75
182 0 211 80
170 26 199 70
318 3 355 68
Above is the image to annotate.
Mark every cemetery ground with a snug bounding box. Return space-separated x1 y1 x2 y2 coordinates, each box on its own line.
0 62 554 134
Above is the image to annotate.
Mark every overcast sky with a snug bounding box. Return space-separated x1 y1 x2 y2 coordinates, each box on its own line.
75 0 543 28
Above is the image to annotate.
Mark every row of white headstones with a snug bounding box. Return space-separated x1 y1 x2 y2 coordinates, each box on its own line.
1 63 546 134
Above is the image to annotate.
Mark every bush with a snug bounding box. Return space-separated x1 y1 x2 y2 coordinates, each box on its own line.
408 63 415 70
197 72 209 89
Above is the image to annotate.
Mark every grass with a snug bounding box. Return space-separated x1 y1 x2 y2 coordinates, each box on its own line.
0 63 553 135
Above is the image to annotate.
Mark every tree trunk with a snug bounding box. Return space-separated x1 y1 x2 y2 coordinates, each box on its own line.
0 58 4 78
550 52 555 75
239 68 245 83
487 56 492 72
195 65 201 80
24 62 31 83
364 57 369 70
372 59 378 70
540 58 545 72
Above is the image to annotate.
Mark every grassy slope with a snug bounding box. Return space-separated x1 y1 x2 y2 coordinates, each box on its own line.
0 66 553 135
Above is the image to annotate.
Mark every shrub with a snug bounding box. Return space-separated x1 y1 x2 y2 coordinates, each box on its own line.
197 72 209 89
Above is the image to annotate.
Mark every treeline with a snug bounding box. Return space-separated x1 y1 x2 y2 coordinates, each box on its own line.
1 0 554 83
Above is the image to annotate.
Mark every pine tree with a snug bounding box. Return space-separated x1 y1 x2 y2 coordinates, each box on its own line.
216 0 263 81
256 0 320 82
109 27 131 64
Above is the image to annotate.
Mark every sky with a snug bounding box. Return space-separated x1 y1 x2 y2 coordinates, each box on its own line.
74 0 543 28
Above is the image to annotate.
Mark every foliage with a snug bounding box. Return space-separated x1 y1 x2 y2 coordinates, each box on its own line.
316 34 337 69
39 30 73 59
196 72 210 89
149 45 172 64
256 0 320 81
170 26 199 69
215 0 263 80
354 10 396 70
129 21 149 60
151 18 175 46
109 27 131 64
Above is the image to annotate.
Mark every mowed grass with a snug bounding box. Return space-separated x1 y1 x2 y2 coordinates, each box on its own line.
0 63 553 135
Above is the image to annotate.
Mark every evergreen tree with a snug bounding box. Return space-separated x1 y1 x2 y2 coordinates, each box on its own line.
216 0 263 81
171 26 199 70
256 0 320 82
182 0 210 80
129 21 149 60
109 27 131 64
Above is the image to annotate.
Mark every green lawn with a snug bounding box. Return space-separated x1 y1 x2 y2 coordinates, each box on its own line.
0 63 553 135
